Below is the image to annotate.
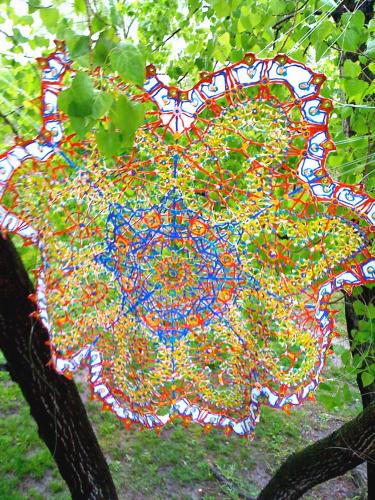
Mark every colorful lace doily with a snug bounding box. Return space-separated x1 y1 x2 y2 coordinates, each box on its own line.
1 43 374 435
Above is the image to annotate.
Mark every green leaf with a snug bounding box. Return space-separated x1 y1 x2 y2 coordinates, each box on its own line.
342 383 352 402
93 30 117 66
341 350 351 366
67 35 90 58
109 43 145 86
352 286 363 297
40 7 59 30
19 15 33 25
339 28 361 52
361 371 375 387
92 92 113 119
356 328 371 343
95 123 122 156
368 305 375 319
218 31 230 50
342 10 365 31
214 31 231 62
318 382 333 392
316 393 336 410
353 299 366 315
343 60 361 78
59 71 94 118
59 70 115 139
92 14 107 34
28 0 42 13
70 116 95 138
109 0 122 27
110 95 144 145
237 5 252 33
73 0 86 14
310 19 333 50
343 78 369 103
209 0 231 18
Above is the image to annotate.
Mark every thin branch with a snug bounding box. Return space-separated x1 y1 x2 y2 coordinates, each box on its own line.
177 71 189 85
3 104 25 117
84 0 93 66
0 28 17 45
125 16 136 39
279 0 300 52
0 110 19 135
152 27 182 53
151 6 200 53
329 43 375 62
272 13 295 29
325 296 345 305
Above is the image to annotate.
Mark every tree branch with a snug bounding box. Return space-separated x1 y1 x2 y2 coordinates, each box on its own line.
0 237 118 499
257 400 375 499
0 110 19 135
151 6 200 53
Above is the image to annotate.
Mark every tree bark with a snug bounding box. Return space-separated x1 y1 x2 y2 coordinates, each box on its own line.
0 236 118 500
345 288 375 498
333 1 375 495
257 400 375 500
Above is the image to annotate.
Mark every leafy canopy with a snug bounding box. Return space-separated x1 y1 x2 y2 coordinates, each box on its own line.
0 0 374 408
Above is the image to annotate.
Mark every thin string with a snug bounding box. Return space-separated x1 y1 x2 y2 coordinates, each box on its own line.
318 0 367 60
287 0 345 55
331 99 375 109
258 0 335 56
333 152 375 168
335 135 372 144
329 155 375 178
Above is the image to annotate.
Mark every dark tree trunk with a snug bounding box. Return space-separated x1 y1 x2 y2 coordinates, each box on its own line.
257 400 375 500
332 1 375 495
0 237 118 500
258 3 375 499
345 288 375 498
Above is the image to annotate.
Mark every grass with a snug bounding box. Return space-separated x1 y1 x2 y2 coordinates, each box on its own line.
0 363 67 499
0 348 363 500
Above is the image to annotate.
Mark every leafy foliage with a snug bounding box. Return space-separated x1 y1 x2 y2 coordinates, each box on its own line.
0 0 374 412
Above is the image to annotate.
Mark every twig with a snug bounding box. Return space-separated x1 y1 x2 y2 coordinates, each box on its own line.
152 27 182 53
325 295 344 305
3 104 25 117
27 1 52 8
272 0 310 50
0 28 17 45
125 16 136 39
177 71 189 85
272 13 294 29
84 0 93 66
151 6 200 53
279 0 300 52
330 43 375 63
0 110 19 135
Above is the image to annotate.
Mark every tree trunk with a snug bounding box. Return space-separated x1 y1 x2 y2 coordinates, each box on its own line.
345 288 375 498
0 236 118 500
257 400 375 500
332 1 375 495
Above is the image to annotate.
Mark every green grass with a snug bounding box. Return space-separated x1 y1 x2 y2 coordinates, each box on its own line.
0 359 67 499
0 349 362 500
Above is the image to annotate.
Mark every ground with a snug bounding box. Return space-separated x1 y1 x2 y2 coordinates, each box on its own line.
0 347 367 500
